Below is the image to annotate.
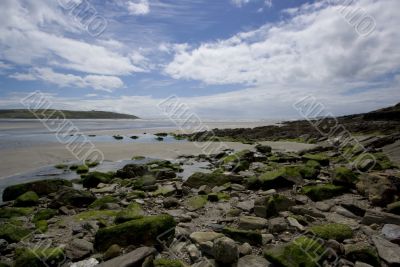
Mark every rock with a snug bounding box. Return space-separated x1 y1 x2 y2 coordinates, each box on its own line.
199 241 214 257
81 171 114 188
315 201 333 212
257 167 304 189
153 258 186 266
238 216 268 230
238 242 252 256
50 187 96 208
387 201 400 215
382 224 400 244
153 185 176 197
264 236 326 267
190 232 224 244
0 224 30 243
198 185 212 195
255 144 272 154
268 217 288 233
301 184 346 201
236 200 254 212
324 212 359 228
362 210 400 225
231 184 246 191
372 235 400 265
103 244 121 260
66 238 94 261
354 262 374 267
116 164 148 178
95 215 176 251
254 194 295 218
184 196 208 211
344 242 380 267
70 258 99 267
334 206 359 219
15 247 65 267
222 227 262 246
187 244 201 262
332 167 358 187
2 179 72 201
309 223 353 241
163 197 179 208
0 239 8 253
14 191 39 207
356 173 397 206
192 259 217 267
287 217 305 231
92 184 118 194
97 246 156 267
290 205 325 218
213 237 239 264
302 153 329 166
262 234 274 245
184 172 231 188
238 255 271 267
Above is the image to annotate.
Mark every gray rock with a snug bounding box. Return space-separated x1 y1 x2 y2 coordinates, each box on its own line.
334 206 359 219
97 246 156 267
192 259 218 267
163 197 179 208
262 234 274 245
354 262 374 267
231 184 246 191
237 255 271 267
190 232 224 244
236 200 254 212
382 224 400 244
70 258 99 267
187 244 201 262
66 239 94 261
199 241 214 257
315 201 333 212
0 239 8 252
238 216 268 230
213 237 239 264
268 217 288 233
287 217 304 231
372 235 400 265
238 242 252 256
362 210 400 225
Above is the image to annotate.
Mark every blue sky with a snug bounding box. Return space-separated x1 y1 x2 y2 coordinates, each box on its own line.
0 0 399 119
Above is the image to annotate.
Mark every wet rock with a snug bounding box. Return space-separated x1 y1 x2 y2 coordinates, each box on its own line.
95 215 176 251
81 172 114 188
50 187 96 208
301 184 346 201
184 196 208 211
190 232 224 244
287 217 305 231
334 206 359 219
14 191 39 207
238 216 268 230
372 235 400 265
255 144 272 154
387 201 400 215
163 197 180 208
66 238 94 261
213 237 239 264
354 262 374 267
97 246 156 267
2 179 72 201
15 247 65 267
332 167 359 187
238 255 271 267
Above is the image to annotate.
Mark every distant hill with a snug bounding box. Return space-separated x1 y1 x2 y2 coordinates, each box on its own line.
0 109 139 119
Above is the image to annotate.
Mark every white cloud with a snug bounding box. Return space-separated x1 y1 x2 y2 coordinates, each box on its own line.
10 68 124 92
127 0 150 15
231 0 273 8
166 0 400 93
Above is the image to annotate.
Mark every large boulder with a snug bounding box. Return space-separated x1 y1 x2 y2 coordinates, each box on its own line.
50 187 96 208
0 224 30 243
95 215 176 251
344 242 380 267
2 179 72 201
372 235 400 265
356 173 398 206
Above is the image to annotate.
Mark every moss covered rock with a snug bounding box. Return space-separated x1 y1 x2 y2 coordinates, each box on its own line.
258 167 303 189
301 184 346 201
14 247 65 267
33 209 57 222
264 236 326 267
153 258 185 267
95 214 176 251
50 187 96 208
302 153 329 166
0 207 33 219
116 164 148 179
88 196 117 209
114 203 144 224
356 173 397 206
309 223 353 241
81 171 114 188
332 167 358 186
2 179 72 201
0 223 31 243
184 195 208 211
76 165 89 174
184 172 231 188
14 191 39 207
222 227 262 246
132 175 157 189
344 242 380 266
35 220 48 232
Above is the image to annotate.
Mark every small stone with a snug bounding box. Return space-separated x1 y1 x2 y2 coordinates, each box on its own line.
97 247 156 267
213 237 239 264
199 241 214 257
163 197 179 208
334 206 359 219
231 184 246 191
287 217 304 231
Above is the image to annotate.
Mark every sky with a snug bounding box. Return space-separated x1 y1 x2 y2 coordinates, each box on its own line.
0 0 399 119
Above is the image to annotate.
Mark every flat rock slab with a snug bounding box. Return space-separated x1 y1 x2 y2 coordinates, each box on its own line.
382 224 400 243
97 246 156 267
372 235 400 265
362 210 400 225
237 255 271 267
190 232 224 244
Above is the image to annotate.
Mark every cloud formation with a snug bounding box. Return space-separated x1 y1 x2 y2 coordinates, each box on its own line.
127 0 150 15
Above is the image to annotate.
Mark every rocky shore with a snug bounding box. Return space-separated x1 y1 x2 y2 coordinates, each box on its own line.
0 135 400 266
